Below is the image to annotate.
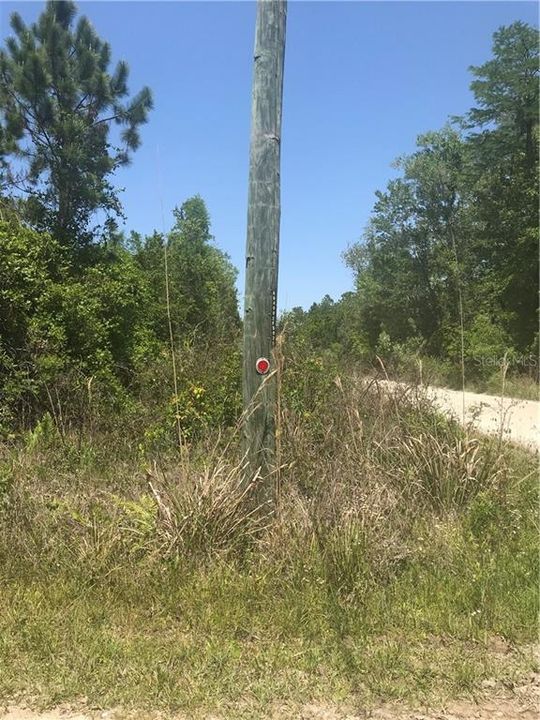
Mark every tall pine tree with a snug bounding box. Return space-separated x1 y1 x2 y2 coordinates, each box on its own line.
0 1 152 248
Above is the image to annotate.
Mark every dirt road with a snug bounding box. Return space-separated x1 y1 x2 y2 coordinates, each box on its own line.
2 694 539 720
383 381 540 451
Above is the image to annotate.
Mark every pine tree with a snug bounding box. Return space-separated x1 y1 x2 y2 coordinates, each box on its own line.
168 195 240 340
0 0 153 248
464 22 539 350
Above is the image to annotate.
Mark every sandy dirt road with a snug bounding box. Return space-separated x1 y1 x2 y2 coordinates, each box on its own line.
382 381 540 451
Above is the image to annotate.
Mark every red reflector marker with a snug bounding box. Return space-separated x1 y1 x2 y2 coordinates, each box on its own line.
255 357 270 375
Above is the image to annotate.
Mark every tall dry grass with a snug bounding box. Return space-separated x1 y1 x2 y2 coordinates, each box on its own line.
0 373 525 588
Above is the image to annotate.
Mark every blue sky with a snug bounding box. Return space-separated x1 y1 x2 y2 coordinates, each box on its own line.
1 1 537 311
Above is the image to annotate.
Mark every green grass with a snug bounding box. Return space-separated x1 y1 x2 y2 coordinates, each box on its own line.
0 561 537 716
484 373 539 401
0 376 538 717
391 354 539 401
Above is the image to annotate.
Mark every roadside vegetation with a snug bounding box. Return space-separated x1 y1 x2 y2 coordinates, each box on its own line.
281 23 538 400
0 364 538 716
0 3 538 716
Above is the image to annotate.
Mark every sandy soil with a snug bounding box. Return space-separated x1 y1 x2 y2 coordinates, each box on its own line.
1 690 539 720
2 668 539 719
381 381 540 451
426 386 540 451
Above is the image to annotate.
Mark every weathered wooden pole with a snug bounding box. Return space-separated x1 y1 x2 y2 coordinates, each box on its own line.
242 0 287 506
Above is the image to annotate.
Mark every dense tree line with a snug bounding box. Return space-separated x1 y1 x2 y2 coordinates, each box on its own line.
0 194 241 436
0 4 537 438
286 21 539 387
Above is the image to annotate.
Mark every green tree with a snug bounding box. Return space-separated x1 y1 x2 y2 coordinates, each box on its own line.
342 22 538 369
167 196 240 341
0 215 155 430
0 218 66 393
345 127 474 358
462 21 539 351
134 196 240 344
465 21 538 172
0 0 152 247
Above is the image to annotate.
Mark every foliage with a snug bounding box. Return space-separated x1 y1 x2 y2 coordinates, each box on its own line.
1 216 147 430
463 21 539 352
0 0 153 246
133 195 240 344
0 369 537 713
290 22 538 395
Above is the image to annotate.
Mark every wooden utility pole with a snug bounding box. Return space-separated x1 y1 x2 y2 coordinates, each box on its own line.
242 0 287 505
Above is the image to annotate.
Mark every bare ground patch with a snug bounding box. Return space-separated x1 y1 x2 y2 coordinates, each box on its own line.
1 672 539 720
